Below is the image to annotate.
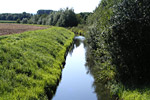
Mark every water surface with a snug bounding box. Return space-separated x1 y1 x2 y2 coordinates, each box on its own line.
52 36 97 100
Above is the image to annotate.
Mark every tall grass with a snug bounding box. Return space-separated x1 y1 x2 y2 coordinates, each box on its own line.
0 27 74 100
121 89 150 100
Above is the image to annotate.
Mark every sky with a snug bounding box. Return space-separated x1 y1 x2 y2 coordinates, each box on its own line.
0 0 100 14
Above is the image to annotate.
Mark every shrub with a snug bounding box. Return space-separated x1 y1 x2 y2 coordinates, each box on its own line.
21 18 28 24
109 0 150 85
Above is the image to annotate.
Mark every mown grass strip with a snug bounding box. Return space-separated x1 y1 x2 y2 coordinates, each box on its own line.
0 26 74 100
0 20 16 23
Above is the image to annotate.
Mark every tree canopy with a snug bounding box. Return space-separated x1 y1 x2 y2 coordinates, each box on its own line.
25 8 78 27
0 12 32 20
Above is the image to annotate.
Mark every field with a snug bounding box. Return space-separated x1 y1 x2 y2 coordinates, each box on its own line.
0 24 74 100
0 23 47 35
0 20 16 23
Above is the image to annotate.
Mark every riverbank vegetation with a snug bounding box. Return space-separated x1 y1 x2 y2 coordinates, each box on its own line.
86 0 150 99
0 26 74 100
19 9 91 36
69 12 91 36
69 25 87 36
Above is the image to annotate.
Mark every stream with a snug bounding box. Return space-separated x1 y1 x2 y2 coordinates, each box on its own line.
52 36 97 100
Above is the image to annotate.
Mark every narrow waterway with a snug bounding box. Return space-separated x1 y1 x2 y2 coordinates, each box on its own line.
52 36 97 100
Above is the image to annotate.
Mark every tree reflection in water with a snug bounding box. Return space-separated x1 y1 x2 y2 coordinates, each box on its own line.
68 36 86 56
85 43 116 100
72 36 115 100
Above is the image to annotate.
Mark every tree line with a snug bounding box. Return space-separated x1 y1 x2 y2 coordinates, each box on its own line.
86 0 150 99
0 12 32 20
21 8 91 27
0 8 91 27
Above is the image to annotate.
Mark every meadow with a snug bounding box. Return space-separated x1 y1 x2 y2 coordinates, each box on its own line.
0 25 74 100
0 20 16 23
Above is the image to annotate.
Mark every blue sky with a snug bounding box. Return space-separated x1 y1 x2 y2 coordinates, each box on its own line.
1 0 100 13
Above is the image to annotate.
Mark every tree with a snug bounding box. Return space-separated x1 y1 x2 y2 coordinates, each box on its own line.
0 13 32 20
16 19 20 23
109 0 150 84
21 18 28 24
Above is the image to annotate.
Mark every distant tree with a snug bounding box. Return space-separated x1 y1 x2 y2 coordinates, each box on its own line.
42 18 47 25
30 15 40 24
46 14 54 25
0 15 6 20
76 12 92 24
25 8 78 27
6 15 13 20
56 13 65 26
63 8 78 27
27 19 33 24
53 12 61 25
16 19 21 23
13 15 19 20
37 17 42 24
0 13 32 20
21 18 28 24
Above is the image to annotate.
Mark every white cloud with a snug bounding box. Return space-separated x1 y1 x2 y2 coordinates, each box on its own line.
0 0 100 13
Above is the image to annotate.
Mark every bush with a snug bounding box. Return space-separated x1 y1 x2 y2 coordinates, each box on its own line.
109 0 150 85
16 19 20 23
86 0 150 99
21 18 28 24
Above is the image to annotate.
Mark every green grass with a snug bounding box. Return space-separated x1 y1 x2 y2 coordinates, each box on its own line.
120 88 150 100
0 20 16 23
0 26 74 100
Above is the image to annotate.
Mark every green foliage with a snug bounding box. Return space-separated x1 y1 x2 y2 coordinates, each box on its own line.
0 27 74 100
86 0 150 99
109 0 150 85
0 12 32 20
16 19 20 23
26 8 78 27
0 20 16 23
76 12 91 24
70 24 87 36
121 88 150 100
21 18 28 24
29 15 40 24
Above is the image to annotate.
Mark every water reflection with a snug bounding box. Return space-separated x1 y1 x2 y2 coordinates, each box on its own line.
68 36 87 56
52 36 97 100
85 45 116 100
52 36 116 100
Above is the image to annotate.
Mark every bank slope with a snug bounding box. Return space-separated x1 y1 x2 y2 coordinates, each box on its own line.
0 27 74 100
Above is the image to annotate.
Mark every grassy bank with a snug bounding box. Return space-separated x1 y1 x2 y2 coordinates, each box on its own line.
0 26 74 100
